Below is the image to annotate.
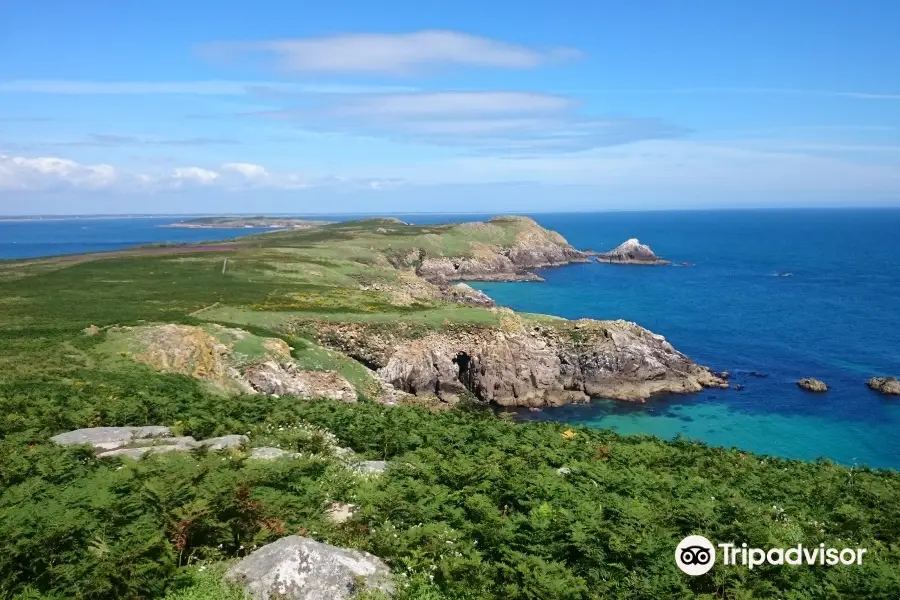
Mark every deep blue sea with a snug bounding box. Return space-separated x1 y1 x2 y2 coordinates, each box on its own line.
3 210 900 469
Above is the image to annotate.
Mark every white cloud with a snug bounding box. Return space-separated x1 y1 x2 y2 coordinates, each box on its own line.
199 30 581 75
0 155 119 190
171 167 221 185
221 162 269 179
0 154 402 193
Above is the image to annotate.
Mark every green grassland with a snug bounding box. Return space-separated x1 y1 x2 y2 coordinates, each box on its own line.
2 218 900 600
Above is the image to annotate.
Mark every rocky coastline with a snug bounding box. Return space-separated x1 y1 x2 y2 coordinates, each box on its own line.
307 314 728 407
408 216 591 283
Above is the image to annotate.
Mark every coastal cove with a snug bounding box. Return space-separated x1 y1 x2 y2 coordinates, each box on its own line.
468 209 900 469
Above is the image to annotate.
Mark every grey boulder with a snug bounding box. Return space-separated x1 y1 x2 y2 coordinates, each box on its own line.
224 535 393 600
200 434 248 450
248 447 302 460
50 426 172 451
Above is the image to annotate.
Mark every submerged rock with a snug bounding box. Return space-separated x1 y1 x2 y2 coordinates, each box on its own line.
868 377 900 396
595 239 670 265
224 535 393 600
798 378 829 393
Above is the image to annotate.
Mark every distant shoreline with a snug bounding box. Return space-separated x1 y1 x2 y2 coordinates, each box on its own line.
4 206 900 222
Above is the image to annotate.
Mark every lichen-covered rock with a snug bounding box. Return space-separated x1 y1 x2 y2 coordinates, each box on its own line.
596 239 670 265
868 377 900 396
224 536 394 600
200 434 248 450
355 460 388 475
311 318 726 407
325 502 358 524
248 447 300 460
243 362 357 402
798 378 829 393
51 426 172 451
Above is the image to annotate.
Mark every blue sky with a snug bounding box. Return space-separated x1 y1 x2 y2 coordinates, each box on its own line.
1 0 899 214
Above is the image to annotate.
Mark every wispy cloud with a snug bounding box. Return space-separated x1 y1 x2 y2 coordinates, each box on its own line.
198 30 581 76
253 91 683 154
0 80 415 96
51 134 239 147
564 87 900 101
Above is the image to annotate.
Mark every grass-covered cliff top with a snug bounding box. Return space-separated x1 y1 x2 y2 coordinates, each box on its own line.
2 216 900 600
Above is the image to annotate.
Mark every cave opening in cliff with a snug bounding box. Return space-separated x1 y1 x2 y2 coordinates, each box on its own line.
452 351 475 391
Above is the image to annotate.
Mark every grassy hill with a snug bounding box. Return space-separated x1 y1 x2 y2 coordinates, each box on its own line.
1 217 899 600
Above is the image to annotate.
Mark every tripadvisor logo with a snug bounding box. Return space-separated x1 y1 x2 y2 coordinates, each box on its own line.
675 535 868 576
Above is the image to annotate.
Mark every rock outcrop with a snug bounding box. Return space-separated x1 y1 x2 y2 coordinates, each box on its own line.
441 283 496 307
51 427 248 458
412 216 589 283
50 426 172 451
224 536 394 600
309 315 727 406
596 239 670 265
798 378 829 393
104 324 358 402
244 361 357 402
868 377 900 396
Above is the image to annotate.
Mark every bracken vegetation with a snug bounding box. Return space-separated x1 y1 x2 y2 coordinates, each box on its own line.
2 218 899 599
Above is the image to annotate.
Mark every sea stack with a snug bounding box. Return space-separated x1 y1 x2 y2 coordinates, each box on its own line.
595 238 670 265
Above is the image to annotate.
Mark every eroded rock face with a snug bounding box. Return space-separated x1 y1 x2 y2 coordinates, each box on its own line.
224 536 394 600
311 317 727 406
868 377 900 396
244 361 357 402
798 378 829 393
596 239 670 265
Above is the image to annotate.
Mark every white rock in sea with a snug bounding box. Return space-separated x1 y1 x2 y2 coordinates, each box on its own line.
595 238 670 265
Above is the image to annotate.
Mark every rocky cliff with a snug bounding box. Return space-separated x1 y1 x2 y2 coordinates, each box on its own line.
308 312 727 407
412 216 589 283
596 238 670 265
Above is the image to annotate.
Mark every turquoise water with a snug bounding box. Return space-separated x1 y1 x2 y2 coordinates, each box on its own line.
3 210 899 468
468 210 900 470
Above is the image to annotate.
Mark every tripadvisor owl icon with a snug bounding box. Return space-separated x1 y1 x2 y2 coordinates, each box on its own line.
676 535 716 576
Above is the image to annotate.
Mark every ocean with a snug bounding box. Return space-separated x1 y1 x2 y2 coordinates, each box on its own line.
3 210 899 469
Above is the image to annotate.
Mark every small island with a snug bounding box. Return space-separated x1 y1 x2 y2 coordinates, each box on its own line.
161 216 333 229
595 238 671 265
